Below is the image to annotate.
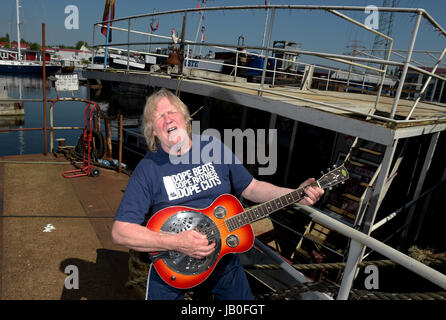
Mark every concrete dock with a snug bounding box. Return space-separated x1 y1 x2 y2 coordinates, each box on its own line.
0 153 139 300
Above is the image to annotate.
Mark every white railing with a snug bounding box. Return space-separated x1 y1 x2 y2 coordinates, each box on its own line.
91 5 446 126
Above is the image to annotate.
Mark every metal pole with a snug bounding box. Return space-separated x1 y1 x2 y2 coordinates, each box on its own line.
406 47 446 119
345 63 353 92
260 8 275 92
104 118 113 159
92 25 95 69
127 19 130 71
104 12 111 68
371 179 445 232
49 103 54 153
16 0 21 61
362 71 366 89
234 51 238 81
261 3 270 57
361 140 399 234
373 40 393 111
389 11 422 119
399 132 440 247
180 12 187 75
118 114 123 173
430 79 438 101
438 80 445 103
294 204 446 291
283 120 298 186
325 70 331 91
42 23 47 155
337 240 364 300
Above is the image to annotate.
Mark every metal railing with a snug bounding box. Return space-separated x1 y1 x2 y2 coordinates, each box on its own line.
91 4 446 127
293 203 446 300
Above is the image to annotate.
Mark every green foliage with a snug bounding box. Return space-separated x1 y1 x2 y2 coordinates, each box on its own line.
29 43 40 51
76 41 88 50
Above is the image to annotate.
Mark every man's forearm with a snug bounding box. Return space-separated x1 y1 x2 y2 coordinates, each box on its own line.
242 179 293 203
111 221 179 252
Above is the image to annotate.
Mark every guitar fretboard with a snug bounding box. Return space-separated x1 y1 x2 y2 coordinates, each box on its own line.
225 183 317 232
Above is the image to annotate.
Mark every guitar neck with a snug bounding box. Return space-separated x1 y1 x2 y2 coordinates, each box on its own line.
225 182 319 232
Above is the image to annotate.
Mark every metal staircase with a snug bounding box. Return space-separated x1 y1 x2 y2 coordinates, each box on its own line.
296 136 404 260
325 138 385 227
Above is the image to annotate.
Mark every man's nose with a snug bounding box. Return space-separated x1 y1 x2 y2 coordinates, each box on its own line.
160 113 171 121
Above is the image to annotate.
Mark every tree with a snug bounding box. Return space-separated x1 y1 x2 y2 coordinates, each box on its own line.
76 41 88 50
0 33 9 42
30 43 40 51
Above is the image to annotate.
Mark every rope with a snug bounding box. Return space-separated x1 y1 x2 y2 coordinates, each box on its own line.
245 251 446 271
175 75 184 96
245 259 398 272
124 247 446 300
408 246 446 266
256 281 446 300
125 250 150 288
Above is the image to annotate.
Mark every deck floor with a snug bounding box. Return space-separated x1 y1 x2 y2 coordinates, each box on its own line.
188 76 446 121
0 153 139 300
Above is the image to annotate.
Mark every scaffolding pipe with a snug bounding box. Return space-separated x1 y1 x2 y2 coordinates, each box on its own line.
371 179 446 232
390 12 423 119
293 204 446 294
260 8 275 92
406 47 446 119
328 9 392 41
399 132 440 247
97 6 445 38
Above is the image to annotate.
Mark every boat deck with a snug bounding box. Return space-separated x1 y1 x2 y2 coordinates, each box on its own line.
84 69 446 145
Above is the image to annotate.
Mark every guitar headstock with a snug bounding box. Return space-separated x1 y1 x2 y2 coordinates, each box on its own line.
317 165 349 190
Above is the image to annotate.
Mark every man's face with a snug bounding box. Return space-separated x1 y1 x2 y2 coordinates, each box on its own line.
152 96 190 154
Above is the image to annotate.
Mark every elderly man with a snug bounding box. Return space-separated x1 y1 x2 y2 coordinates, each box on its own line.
112 88 324 300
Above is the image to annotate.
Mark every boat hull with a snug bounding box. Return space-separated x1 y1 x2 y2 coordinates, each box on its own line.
0 63 61 74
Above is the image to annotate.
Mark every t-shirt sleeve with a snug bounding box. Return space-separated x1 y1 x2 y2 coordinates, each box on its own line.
114 160 153 224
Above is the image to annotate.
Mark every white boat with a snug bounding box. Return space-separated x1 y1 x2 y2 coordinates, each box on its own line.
0 0 60 74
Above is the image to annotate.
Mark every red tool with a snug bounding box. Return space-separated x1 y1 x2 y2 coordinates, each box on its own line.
62 102 100 178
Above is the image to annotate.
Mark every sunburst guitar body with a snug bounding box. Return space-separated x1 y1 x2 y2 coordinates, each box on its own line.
146 165 349 289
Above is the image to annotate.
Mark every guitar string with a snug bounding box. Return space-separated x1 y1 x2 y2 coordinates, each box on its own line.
198 175 343 237
197 186 309 237
174 176 341 237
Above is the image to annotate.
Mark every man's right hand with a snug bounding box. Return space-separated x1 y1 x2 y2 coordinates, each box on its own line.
174 229 216 259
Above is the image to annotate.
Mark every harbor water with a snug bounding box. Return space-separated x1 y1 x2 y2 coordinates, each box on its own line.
0 73 143 157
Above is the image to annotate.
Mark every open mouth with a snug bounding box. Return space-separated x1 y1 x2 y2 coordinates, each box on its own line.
167 127 177 133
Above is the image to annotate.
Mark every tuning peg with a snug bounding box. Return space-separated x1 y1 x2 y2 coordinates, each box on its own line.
333 164 337 168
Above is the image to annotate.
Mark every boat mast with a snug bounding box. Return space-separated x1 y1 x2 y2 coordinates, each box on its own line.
16 0 21 61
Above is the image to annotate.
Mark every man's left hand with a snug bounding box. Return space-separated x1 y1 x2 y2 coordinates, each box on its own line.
298 178 325 206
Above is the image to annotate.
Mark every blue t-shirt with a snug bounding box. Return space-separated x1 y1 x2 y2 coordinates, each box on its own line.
115 134 254 225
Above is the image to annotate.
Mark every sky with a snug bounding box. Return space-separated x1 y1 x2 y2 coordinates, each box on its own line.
0 0 445 67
